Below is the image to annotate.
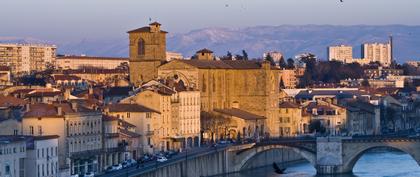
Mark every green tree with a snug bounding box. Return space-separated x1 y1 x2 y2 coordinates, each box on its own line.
361 78 370 87
309 120 326 134
235 54 243 60
286 58 295 69
265 53 276 66
242 50 248 60
226 51 233 60
279 56 287 68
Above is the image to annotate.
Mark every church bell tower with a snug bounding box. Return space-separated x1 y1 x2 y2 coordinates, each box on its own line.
128 22 167 86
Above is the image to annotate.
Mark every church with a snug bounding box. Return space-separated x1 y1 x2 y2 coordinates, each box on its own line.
128 22 283 138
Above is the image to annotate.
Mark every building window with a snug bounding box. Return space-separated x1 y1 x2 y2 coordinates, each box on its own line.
29 126 34 135
5 164 10 175
137 38 145 56
146 112 151 118
127 112 131 118
38 126 43 135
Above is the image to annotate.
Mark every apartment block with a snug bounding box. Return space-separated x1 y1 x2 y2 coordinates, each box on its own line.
0 44 56 74
362 42 392 66
0 135 59 177
328 45 353 63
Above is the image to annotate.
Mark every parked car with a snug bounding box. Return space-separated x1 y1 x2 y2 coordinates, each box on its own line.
165 150 178 158
140 155 152 163
157 156 168 162
84 172 95 177
104 166 115 173
126 159 137 166
70 175 79 177
122 161 130 168
112 164 123 170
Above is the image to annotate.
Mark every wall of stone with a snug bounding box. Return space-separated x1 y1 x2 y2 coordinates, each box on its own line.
241 148 305 170
134 150 227 177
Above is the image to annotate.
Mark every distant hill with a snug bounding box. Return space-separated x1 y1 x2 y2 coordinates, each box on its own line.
2 25 420 62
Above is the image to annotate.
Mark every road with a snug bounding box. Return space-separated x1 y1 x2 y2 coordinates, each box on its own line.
96 144 230 177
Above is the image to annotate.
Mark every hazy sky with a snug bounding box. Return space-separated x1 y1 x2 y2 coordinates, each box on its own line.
1 0 420 42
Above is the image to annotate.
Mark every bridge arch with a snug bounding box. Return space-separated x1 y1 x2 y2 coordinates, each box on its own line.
232 144 316 172
342 142 420 173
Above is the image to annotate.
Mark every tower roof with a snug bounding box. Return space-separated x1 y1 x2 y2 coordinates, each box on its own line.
196 48 214 54
149 22 161 26
127 27 168 34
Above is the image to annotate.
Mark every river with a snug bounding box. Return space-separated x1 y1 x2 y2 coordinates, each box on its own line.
215 151 420 177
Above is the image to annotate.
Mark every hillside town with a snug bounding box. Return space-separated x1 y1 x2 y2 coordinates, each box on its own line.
1 22 420 177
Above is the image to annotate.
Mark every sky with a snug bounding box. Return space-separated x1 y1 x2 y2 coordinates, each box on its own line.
1 0 420 42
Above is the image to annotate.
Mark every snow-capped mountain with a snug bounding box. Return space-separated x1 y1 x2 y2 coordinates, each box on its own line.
2 25 420 62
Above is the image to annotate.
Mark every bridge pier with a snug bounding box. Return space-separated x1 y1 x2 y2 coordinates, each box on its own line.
315 137 352 175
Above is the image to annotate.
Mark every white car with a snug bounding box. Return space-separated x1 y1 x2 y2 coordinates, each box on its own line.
157 156 168 162
126 159 137 166
70 175 79 177
84 172 94 177
112 164 123 170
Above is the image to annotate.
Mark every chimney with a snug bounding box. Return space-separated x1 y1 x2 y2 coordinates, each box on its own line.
26 104 30 112
88 86 94 95
57 106 62 116
71 102 77 112
64 87 71 100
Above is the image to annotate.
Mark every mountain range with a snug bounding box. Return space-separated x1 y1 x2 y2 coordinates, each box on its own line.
1 25 420 62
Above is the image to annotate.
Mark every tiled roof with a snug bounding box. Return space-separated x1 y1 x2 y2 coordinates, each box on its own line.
196 48 213 53
53 75 82 81
149 22 161 26
107 103 160 113
214 108 266 120
295 90 361 100
0 95 27 107
0 65 10 71
119 119 136 128
10 89 35 95
57 56 128 61
26 91 62 97
119 129 141 138
127 27 168 34
179 60 260 69
57 69 128 74
279 101 300 108
23 103 74 118
102 114 118 122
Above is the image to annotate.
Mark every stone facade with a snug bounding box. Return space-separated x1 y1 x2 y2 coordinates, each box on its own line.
128 22 167 86
158 59 281 136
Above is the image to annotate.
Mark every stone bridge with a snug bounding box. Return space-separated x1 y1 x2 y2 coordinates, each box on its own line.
133 136 420 177
237 136 420 174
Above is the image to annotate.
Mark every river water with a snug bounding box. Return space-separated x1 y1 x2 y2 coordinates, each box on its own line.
216 151 420 177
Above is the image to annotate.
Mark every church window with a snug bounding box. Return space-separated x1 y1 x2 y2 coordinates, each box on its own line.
137 38 145 56
201 74 206 92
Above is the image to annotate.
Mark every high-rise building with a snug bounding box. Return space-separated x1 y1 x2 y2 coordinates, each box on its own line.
0 44 56 74
128 22 167 86
362 41 392 66
328 45 353 63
